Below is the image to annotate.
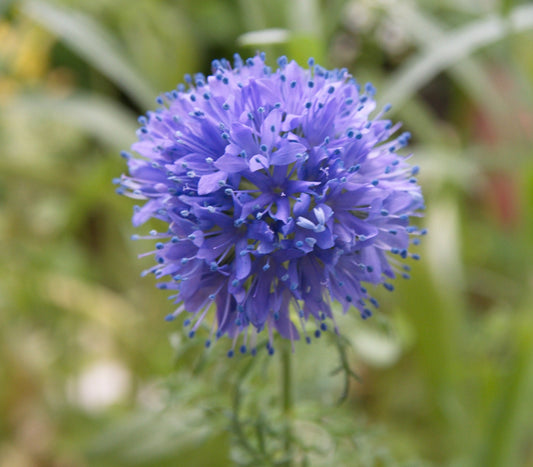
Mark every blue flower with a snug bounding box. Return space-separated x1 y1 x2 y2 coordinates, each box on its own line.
118 53 424 354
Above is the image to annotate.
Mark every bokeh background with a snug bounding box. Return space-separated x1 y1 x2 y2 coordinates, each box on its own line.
1 0 533 465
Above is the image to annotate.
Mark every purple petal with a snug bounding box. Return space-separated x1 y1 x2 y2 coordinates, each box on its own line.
270 142 306 166
249 154 268 172
198 171 227 195
235 239 251 280
214 154 248 172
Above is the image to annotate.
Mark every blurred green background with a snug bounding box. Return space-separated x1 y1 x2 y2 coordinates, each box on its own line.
1 0 533 465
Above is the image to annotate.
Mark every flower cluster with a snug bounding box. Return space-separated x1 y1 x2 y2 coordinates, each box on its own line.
117 53 424 355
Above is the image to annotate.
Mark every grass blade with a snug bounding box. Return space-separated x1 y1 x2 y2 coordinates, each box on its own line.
6 93 138 148
21 0 156 109
382 4 533 109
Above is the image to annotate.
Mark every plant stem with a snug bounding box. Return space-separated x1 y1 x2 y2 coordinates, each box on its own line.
280 340 293 466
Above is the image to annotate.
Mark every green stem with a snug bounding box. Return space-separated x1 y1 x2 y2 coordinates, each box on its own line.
280 341 293 466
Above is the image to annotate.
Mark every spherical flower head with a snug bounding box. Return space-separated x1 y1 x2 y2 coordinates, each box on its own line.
118 53 425 354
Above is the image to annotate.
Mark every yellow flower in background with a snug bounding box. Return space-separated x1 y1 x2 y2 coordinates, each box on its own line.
0 17 54 101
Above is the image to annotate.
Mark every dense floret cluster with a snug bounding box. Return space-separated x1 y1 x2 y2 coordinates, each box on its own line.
117 53 424 355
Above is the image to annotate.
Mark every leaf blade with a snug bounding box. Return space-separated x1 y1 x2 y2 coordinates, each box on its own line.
21 0 156 109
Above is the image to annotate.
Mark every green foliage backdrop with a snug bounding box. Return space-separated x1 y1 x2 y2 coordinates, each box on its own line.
1 0 533 465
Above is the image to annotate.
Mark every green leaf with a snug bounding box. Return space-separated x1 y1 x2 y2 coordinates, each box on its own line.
501 0 514 18
476 315 533 467
237 28 290 47
6 93 138 149
20 0 156 109
87 407 231 467
382 4 533 109
387 3 514 124
287 0 325 64
0 0 16 15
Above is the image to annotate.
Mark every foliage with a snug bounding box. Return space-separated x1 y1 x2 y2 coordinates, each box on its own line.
1 0 533 465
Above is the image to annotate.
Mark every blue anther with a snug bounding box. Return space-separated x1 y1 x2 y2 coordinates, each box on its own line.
365 82 376 95
277 56 288 67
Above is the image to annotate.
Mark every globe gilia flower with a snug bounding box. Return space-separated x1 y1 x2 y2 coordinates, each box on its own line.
117 54 425 355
